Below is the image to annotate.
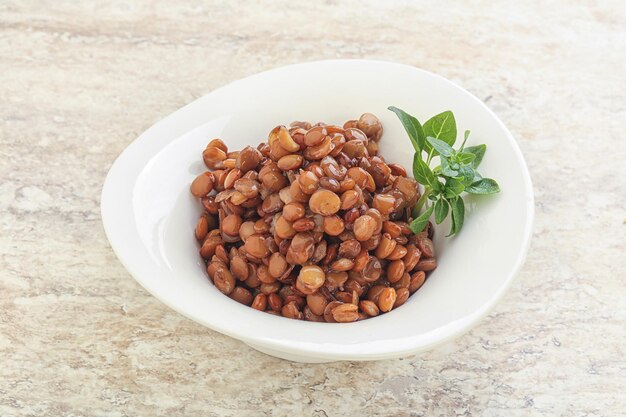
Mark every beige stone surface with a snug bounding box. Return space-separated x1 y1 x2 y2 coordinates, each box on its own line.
1 0 625 416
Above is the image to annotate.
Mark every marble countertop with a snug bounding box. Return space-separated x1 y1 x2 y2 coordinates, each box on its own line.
1 1 624 416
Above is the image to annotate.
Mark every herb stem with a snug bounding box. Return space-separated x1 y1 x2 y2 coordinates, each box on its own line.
413 186 432 217
426 149 434 165
459 137 468 150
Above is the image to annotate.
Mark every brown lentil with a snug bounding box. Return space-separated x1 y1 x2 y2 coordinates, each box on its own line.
409 271 427 293
251 293 267 311
282 202 306 221
292 217 315 232
260 282 281 294
402 244 421 271
222 214 242 236
394 288 410 308
304 126 326 146
287 232 315 265
230 256 248 280
223 169 242 189
306 162 325 178
284 294 306 310
230 286 253 305
362 256 383 282
331 303 359 322
223 158 236 169
352 249 370 273
277 126 300 152
338 239 361 259
268 252 288 278
344 278 364 297
353 215 377 242
200 236 221 259
244 234 270 258
195 215 209 241
392 272 411 290
235 146 261 172
281 302 303 320
417 236 435 258
245 267 261 288
359 300 380 317
268 293 283 312
387 259 405 283
375 233 396 258
340 189 360 210
309 189 341 215
319 176 341 192
415 257 437 271
306 293 328 316
275 215 297 239
207 138 228 153
296 265 325 295
387 245 408 260
339 177 356 192
357 112 383 140
190 172 214 197
378 287 397 312
214 268 235 295
331 258 355 272
325 271 348 290
335 291 354 304
303 306 325 322
214 244 229 264
323 301 343 323
361 233 382 251
343 207 360 224
323 215 345 236
203 147 227 169
253 219 270 234
367 285 386 304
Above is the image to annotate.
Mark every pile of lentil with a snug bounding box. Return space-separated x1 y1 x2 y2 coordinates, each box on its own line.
190 113 437 322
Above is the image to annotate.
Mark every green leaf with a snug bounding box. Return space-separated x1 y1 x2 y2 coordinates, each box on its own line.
388 106 426 153
440 156 459 178
460 130 471 150
448 197 465 236
423 111 457 156
466 178 500 194
426 136 454 157
464 144 486 168
412 153 435 186
432 178 444 193
457 152 476 165
434 198 449 224
444 178 465 198
458 165 476 186
409 204 434 234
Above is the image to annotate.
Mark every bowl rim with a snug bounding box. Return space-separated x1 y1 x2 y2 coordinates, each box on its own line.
101 59 534 360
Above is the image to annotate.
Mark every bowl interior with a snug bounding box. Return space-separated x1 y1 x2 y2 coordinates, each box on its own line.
102 60 533 360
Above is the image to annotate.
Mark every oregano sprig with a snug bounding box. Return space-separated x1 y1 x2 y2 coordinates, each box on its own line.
388 106 500 237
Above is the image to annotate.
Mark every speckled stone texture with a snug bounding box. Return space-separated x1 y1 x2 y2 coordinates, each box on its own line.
1 1 625 416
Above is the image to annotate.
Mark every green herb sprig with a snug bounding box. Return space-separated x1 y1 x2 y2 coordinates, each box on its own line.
388 106 500 237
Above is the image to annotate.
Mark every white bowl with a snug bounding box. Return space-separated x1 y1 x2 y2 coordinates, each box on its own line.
101 60 534 363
